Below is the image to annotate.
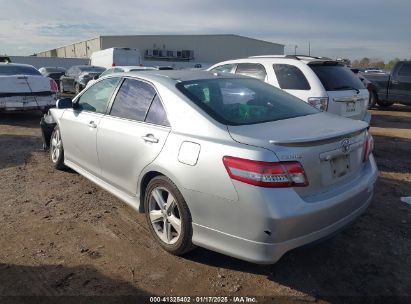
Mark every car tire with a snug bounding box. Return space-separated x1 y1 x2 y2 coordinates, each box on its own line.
144 176 195 255
368 90 377 109
50 125 66 170
75 83 81 95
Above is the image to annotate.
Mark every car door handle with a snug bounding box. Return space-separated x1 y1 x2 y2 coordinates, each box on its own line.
88 121 97 128
141 134 159 143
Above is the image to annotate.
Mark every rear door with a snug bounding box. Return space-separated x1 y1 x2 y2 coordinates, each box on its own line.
309 63 368 121
390 62 411 104
60 77 120 176
97 78 171 195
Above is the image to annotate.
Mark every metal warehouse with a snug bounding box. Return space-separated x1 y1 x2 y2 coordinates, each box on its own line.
36 34 284 64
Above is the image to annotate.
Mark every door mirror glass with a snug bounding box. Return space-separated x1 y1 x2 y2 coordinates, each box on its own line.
56 97 72 109
93 75 99 80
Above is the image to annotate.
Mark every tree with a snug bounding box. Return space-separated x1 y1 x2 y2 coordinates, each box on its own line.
385 58 400 70
359 57 370 68
352 59 360 68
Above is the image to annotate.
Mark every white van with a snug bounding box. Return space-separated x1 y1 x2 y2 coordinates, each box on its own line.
90 48 141 69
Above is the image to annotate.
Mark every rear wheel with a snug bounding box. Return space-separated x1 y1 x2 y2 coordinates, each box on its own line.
50 126 66 170
377 99 394 108
368 90 377 109
144 176 194 255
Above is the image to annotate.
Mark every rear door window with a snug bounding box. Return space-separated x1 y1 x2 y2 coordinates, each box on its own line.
110 78 156 121
235 63 267 81
309 63 365 91
76 77 120 113
145 95 170 126
273 64 310 90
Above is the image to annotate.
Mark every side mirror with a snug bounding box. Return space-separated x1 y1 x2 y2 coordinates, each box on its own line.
93 75 99 80
56 97 73 109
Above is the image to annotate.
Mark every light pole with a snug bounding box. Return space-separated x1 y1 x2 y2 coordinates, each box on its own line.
294 45 298 55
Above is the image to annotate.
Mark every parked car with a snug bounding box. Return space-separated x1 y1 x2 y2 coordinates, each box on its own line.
40 70 377 264
351 68 379 109
0 63 58 112
90 47 141 69
361 61 411 107
39 67 66 89
0 56 11 63
86 66 157 88
59 65 105 94
208 55 371 124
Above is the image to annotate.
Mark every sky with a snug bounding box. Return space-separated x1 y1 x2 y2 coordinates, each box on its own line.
0 0 410 62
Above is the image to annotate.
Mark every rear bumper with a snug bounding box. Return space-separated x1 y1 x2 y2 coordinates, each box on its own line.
188 155 378 264
0 95 56 112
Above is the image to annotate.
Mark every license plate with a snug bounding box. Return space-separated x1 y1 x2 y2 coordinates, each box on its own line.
346 101 356 113
330 155 350 178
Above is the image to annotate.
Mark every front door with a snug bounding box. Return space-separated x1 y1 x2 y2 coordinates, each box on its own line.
59 77 120 176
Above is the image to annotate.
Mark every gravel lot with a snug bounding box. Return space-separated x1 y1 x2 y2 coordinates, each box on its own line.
0 105 410 302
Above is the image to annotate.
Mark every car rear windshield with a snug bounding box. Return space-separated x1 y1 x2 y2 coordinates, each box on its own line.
309 63 365 91
0 65 41 76
176 78 319 126
44 68 65 73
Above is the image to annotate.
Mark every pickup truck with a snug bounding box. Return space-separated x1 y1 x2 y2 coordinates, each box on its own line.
364 61 411 107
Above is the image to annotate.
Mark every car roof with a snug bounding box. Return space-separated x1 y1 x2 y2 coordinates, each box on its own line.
219 55 336 65
119 70 250 86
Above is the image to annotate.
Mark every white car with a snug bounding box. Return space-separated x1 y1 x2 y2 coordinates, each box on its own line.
0 63 58 112
86 66 157 88
208 55 371 124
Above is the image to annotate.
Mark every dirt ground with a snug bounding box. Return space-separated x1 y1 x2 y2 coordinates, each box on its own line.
0 105 410 303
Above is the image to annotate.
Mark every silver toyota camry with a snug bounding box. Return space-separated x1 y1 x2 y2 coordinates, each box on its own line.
41 70 378 264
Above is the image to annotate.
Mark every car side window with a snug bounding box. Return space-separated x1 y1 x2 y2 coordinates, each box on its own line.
76 77 120 113
235 63 267 81
398 63 411 76
210 64 235 73
273 64 311 90
145 95 170 126
110 78 156 121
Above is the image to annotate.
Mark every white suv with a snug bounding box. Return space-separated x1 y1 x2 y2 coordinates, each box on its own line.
208 55 371 124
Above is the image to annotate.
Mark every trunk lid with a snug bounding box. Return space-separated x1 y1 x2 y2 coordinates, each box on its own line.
0 75 51 94
227 112 368 198
326 89 369 121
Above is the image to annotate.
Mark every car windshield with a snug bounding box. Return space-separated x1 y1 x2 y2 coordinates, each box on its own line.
0 65 41 76
176 78 319 126
309 63 365 91
79 66 105 73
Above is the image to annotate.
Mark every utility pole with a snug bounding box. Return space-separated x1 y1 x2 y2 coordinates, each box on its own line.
294 45 298 55
308 41 311 56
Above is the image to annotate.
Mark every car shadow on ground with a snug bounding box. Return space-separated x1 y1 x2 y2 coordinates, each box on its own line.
0 263 152 303
184 175 411 299
0 111 44 129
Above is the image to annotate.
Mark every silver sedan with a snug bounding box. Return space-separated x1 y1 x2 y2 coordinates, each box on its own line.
41 70 378 264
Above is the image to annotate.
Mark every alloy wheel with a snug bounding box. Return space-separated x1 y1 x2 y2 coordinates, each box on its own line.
148 187 182 245
50 128 62 163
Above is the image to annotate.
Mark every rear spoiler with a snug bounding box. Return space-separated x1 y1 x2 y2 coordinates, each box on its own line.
269 128 366 145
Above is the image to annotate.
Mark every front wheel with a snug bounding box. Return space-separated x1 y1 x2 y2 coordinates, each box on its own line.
144 176 195 255
50 126 66 170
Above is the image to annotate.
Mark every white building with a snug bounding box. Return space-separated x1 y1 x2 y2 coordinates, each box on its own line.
36 34 284 67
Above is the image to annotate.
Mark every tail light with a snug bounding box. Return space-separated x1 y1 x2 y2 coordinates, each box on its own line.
363 131 374 162
308 97 329 111
112 63 116 67
223 156 308 188
50 79 58 93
